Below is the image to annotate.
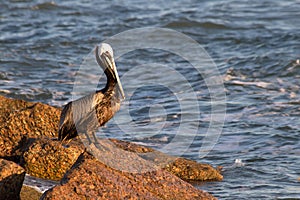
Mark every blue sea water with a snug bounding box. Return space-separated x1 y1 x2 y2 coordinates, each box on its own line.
1 0 299 199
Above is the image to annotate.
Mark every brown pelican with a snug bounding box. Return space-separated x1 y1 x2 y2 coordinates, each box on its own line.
58 43 125 142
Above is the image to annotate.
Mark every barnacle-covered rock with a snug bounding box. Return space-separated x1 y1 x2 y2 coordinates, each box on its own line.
22 138 84 181
0 96 60 159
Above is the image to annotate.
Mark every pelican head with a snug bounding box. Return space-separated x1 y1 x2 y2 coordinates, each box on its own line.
95 43 125 99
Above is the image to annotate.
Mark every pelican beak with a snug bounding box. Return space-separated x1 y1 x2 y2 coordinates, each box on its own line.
95 45 125 99
113 63 126 100
105 56 125 100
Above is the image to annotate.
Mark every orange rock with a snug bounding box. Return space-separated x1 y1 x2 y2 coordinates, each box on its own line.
22 138 84 181
0 158 25 200
110 139 223 181
0 95 61 158
41 152 217 200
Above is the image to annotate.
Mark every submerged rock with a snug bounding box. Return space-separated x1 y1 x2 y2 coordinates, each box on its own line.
0 96 60 159
41 152 217 200
0 158 26 200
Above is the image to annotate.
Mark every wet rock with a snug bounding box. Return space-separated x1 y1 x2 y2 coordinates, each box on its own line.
110 139 223 181
41 151 216 200
0 158 26 200
22 138 84 181
0 95 60 159
164 158 223 181
20 185 42 200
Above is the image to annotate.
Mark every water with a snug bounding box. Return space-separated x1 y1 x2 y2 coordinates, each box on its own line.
1 0 300 199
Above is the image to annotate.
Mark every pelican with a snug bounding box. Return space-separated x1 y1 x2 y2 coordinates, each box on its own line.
58 43 125 142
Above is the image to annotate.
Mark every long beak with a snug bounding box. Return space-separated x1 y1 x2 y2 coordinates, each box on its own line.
113 63 126 100
95 46 125 99
105 57 125 100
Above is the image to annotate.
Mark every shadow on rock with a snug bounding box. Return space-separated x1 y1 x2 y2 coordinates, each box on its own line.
0 158 25 200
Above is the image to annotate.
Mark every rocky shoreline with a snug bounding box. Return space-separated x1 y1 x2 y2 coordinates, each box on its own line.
0 95 222 200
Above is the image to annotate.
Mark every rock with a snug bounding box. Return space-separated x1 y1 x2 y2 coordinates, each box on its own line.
163 158 223 181
41 151 216 200
22 136 222 183
0 96 61 159
20 185 42 200
0 95 222 199
110 139 223 181
22 138 84 181
0 158 26 200
109 138 153 153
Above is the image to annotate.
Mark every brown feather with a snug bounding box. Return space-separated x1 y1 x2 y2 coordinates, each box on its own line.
58 44 122 142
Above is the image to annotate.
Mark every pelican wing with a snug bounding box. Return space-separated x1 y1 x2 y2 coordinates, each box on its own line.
58 92 105 141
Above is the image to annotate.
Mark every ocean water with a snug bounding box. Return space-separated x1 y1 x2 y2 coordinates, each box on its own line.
1 0 299 199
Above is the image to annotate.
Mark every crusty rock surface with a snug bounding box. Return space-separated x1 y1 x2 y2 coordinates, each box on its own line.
41 152 217 200
0 158 26 200
0 96 60 159
20 185 42 200
22 138 84 181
